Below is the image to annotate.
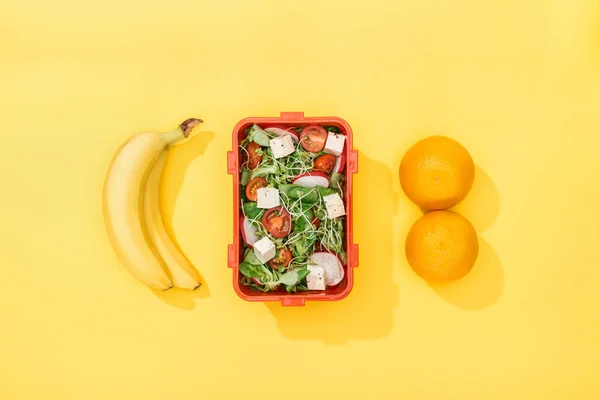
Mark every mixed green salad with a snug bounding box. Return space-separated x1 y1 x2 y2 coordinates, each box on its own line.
238 123 348 293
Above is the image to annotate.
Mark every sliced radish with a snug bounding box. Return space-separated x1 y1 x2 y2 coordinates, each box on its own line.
334 151 346 173
240 215 260 247
309 252 345 286
252 278 263 285
265 127 299 143
292 172 330 188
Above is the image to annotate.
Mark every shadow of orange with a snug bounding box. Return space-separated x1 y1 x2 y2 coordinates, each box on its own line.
452 165 500 232
427 237 504 310
266 152 399 343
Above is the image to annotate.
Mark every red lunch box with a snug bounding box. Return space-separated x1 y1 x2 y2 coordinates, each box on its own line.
227 112 359 306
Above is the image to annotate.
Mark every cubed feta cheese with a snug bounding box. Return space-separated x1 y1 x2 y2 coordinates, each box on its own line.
269 135 295 159
306 265 326 290
323 193 346 219
253 236 276 264
256 187 280 209
323 133 346 156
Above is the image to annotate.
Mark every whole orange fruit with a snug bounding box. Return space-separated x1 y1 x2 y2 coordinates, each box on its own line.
400 136 475 210
405 211 478 281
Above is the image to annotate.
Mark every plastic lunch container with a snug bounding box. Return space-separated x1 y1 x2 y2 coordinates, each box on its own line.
227 112 359 306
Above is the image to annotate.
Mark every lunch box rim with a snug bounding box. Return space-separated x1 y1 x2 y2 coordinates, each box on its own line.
227 111 359 306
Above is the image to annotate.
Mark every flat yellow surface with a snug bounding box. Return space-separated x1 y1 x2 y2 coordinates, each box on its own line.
1 0 599 398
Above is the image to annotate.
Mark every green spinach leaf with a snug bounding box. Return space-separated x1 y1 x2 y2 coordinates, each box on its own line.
249 124 271 146
293 208 314 232
243 202 263 220
244 250 263 266
280 184 319 204
316 186 336 198
239 262 263 278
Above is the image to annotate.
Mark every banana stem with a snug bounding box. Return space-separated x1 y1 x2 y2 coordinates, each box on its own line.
161 118 203 146
180 118 203 137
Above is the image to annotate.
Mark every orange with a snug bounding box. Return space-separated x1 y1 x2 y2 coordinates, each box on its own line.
400 136 475 210
405 211 479 281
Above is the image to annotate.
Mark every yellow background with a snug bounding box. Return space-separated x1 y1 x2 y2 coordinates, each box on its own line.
1 0 599 398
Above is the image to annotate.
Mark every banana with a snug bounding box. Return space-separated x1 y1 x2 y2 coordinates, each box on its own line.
103 118 202 290
143 152 202 290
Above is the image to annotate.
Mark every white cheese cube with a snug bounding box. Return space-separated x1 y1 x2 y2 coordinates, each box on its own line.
256 187 280 209
306 265 326 290
269 135 295 159
323 193 346 219
253 237 276 264
323 133 346 156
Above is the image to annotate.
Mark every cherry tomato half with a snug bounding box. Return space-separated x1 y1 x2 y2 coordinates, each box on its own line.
262 206 292 239
314 154 337 174
245 177 268 202
300 125 327 153
246 142 262 170
268 247 293 270
311 216 321 229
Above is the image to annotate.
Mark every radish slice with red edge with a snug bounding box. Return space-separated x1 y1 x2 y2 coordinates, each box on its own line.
334 151 346 173
309 252 344 286
292 171 330 188
264 127 299 143
240 215 260 247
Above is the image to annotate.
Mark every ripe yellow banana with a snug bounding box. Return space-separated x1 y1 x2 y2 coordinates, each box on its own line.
103 118 202 290
143 152 202 290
